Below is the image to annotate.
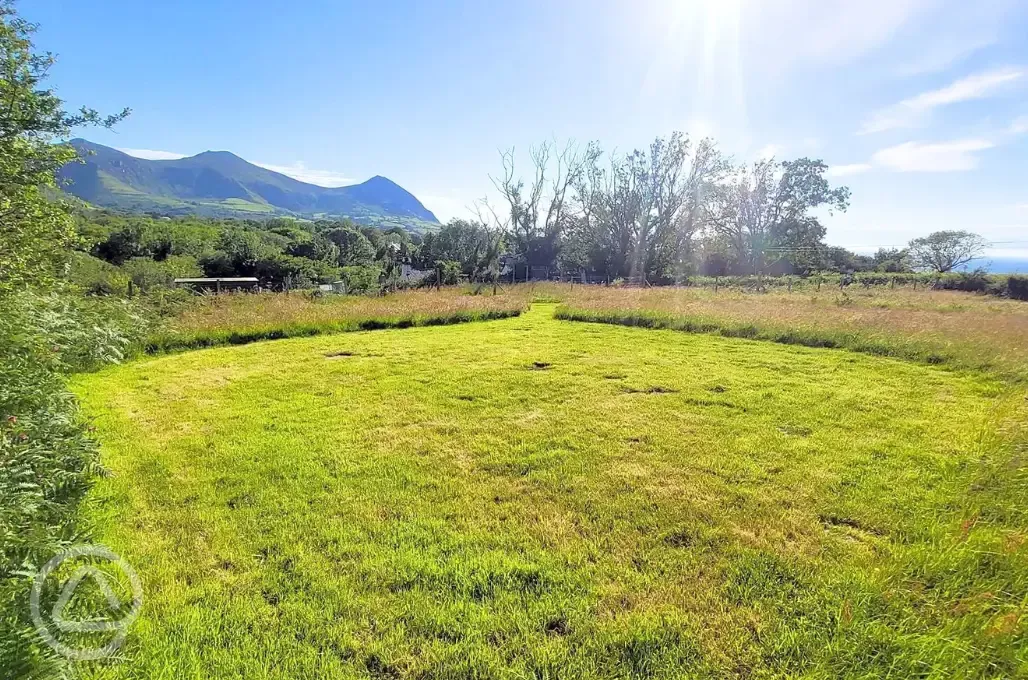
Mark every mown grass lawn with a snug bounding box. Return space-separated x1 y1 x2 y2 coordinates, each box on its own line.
71 305 1026 679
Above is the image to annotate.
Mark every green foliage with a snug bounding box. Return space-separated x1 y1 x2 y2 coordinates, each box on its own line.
421 219 503 278
933 269 999 294
908 230 989 273
325 225 377 267
87 213 221 263
0 8 137 671
252 253 337 289
67 251 129 295
122 255 202 292
74 212 431 291
0 292 146 677
434 259 462 285
872 247 910 273
0 3 127 296
336 264 379 294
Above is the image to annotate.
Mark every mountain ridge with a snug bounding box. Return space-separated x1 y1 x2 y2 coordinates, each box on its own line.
59 140 439 230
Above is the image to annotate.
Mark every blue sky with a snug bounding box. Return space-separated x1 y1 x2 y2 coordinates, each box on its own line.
26 0 1028 256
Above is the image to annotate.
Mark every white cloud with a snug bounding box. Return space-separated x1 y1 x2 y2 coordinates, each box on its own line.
871 139 995 172
860 67 1024 134
1009 116 1028 135
118 147 188 160
742 0 936 70
826 163 873 177
252 161 354 187
894 36 994 77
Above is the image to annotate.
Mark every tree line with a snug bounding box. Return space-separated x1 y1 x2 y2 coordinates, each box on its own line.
72 208 515 293
74 201 989 298
472 135 990 281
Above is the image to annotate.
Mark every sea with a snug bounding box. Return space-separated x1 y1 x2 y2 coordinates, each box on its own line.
972 257 1028 274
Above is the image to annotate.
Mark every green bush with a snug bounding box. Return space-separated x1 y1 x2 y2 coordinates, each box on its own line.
0 293 147 677
340 265 383 294
67 251 130 296
121 255 202 292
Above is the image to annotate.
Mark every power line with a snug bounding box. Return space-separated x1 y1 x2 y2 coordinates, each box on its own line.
756 240 1028 253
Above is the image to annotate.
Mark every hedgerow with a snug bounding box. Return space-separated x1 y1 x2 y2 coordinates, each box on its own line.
0 293 146 677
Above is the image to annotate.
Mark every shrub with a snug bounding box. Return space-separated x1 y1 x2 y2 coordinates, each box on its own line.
934 270 998 294
67 251 129 296
121 255 202 292
0 293 147 677
340 265 383 294
1007 276 1028 302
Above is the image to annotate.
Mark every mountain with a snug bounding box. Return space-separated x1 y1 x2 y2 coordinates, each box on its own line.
59 140 439 230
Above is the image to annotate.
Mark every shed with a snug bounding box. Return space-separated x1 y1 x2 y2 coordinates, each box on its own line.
173 277 259 293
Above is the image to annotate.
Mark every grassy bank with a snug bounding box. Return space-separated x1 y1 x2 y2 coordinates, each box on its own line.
145 289 527 352
550 286 1028 381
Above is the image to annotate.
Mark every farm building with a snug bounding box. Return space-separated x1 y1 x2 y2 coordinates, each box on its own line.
173 277 259 293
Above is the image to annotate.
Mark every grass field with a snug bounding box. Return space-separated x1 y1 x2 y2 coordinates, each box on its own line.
71 302 1027 678
145 289 527 352
552 285 1028 381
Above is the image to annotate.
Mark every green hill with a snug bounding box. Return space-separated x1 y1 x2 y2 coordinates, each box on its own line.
60 140 439 231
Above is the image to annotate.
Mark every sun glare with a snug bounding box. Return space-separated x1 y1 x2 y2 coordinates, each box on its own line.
640 0 746 137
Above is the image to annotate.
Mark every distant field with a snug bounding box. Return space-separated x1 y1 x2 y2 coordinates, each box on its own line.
197 197 277 213
146 288 527 352
73 302 1026 678
551 284 1028 381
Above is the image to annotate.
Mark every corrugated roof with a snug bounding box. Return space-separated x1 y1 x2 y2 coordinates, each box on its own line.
173 278 259 283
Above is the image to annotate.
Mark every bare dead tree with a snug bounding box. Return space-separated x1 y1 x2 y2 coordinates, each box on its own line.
489 140 586 272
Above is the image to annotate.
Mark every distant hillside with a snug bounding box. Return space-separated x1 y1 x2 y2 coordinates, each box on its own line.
59 140 439 231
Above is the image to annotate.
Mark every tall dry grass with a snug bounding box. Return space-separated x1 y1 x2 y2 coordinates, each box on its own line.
544 284 1028 381
147 288 526 352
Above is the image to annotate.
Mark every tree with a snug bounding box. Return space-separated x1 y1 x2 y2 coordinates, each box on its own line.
325 226 376 267
421 219 502 279
907 231 988 273
708 158 849 276
0 2 128 295
595 147 647 279
872 247 910 273
819 246 875 273
91 220 150 264
648 136 728 282
568 134 727 282
490 140 585 271
285 231 339 264
207 229 275 276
